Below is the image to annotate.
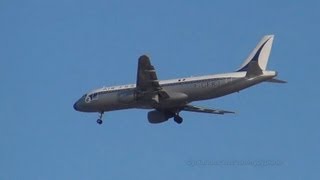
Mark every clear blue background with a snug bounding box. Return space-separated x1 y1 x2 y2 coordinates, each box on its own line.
1 0 319 179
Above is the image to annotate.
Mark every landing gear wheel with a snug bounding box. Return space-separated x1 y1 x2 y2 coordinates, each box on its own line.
97 119 103 125
174 115 183 124
96 112 104 125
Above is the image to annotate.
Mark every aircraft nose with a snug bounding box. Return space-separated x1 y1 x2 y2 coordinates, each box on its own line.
73 101 80 111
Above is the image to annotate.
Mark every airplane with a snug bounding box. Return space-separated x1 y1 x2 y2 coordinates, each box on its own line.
73 35 285 125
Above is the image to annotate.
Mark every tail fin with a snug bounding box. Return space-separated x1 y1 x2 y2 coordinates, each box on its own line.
237 35 274 72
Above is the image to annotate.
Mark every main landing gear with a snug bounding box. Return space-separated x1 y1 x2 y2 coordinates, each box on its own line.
173 114 183 124
97 112 104 125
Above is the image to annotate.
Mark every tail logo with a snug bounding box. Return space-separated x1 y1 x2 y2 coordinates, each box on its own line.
238 37 272 72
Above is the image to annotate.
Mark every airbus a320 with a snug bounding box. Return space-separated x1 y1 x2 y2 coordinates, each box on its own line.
73 35 285 125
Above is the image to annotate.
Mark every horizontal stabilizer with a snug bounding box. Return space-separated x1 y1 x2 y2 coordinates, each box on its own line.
182 105 235 115
266 78 287 83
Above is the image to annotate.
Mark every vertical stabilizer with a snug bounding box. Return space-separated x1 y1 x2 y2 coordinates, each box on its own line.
237 35 274 72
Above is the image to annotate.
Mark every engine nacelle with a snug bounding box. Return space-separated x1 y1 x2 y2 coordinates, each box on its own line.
147 110 169 124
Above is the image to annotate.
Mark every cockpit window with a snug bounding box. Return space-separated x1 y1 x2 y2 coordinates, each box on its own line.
85 93 98 102
84 93 99 103
91 93 98 100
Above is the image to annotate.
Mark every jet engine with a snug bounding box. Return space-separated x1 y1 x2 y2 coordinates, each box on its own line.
147 110 169 124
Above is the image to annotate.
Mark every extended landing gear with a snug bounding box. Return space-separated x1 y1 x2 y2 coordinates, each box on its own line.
97 112 104 125
173 114 183 124
97 119 103 125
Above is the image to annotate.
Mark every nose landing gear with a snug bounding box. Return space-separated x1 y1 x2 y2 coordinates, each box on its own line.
97 112 104 125
97 119 103 125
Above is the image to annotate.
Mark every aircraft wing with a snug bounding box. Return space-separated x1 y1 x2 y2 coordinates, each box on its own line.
136 55 161 92
182 105 235 115
136 55 169 102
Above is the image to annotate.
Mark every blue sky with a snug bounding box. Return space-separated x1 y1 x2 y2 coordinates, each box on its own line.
1 0 319 179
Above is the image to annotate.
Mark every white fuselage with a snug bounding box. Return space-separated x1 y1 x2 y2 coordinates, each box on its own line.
74 71 277 113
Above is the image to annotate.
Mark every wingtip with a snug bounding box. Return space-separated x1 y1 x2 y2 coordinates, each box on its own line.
139 54 150 59
138 54 151 63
